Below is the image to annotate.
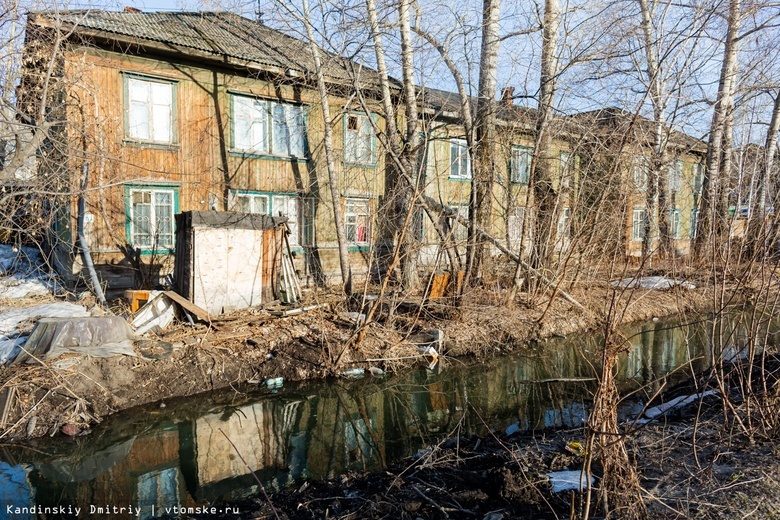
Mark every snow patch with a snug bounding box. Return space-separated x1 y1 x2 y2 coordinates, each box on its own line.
612 276 696 290
0 244 57 299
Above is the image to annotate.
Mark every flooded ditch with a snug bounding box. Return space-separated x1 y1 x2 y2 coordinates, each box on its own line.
0 312 767 518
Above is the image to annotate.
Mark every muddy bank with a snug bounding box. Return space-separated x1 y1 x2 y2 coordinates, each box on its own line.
0 280 712 441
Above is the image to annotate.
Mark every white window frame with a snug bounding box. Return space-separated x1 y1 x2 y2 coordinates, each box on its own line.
693 162 704 195
344 113 376 166
510 145 532 185
669 209 681 239
124 75 176 145
449 139 471 180
344 198 371 246
670 160 683 194
231 93 306 158
632 207 646 241
128 187 177 251
230 191 301 246
633 154 649 190
690 208 700 238
232 192 269 214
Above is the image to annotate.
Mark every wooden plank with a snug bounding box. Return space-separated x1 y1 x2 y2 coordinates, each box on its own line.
0 387 17 429
163 290 212 322
428 272 451 300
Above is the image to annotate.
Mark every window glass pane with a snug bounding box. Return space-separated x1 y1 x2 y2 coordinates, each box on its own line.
127 78 173 143
345 114 373 165
511 146 531 184
132 195 152 247
150 82 171 105
128 79 149 102
289 106 306 157
359 116 373 163
345 199 370 244
272 103 290 155
151 103 171 143
250 101 267 152
345 121 358 163
232 95 266 152
232 194 249 213
255 195 269 214
129 102 150 140
450 142 459 178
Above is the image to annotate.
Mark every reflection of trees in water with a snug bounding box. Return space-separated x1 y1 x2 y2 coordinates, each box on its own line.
15 314 758 510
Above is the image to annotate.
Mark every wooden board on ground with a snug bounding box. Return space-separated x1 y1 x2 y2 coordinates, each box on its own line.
164 291 212 323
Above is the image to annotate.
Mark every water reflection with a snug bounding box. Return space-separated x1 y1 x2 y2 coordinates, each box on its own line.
0 315 756 517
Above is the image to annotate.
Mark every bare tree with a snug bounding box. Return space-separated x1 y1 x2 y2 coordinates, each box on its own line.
465 0 500 286
695 0 742 259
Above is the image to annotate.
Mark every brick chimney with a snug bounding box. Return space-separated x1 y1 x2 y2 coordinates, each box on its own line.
124 6 142 13
500 86 515 106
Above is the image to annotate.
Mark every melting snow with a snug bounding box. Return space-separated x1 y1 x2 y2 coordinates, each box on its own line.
612 276 696 290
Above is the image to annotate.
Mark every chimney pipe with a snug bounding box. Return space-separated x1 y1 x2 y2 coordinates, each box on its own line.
500 86 515 106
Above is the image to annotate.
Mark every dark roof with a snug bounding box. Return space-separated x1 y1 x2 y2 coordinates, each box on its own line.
28 10 379 84
420 86 537 130
568 108 706 154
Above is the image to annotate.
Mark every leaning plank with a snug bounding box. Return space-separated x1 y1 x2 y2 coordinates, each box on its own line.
163 291 212 323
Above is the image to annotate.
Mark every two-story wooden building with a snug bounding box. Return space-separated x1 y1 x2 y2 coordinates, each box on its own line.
24 10 388 289
569 108 707 260
22 10 709 295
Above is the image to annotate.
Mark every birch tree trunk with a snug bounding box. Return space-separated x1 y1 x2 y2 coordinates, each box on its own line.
530 0 560 272
756 92 780 245
638 0 672 261
465 0 501 287
365 0 420 290
301 0 352 287
398 0 421 289
695 0 741 260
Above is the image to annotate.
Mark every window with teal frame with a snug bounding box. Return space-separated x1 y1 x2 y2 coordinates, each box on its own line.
123 74 177 145
230 93 307 158
229 190 301 246
126 185 179 254
344 197 371 248
449 139 471 180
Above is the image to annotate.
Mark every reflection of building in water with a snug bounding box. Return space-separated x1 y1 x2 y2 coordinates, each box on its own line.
30 429 192 518
623 321 704 390
180 398 311 499
307 388 385 478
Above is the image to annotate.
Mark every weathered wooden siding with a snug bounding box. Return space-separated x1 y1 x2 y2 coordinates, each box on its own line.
54 42 386 288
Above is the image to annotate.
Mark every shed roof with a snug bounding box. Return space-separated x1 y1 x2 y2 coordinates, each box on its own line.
177 210 287 230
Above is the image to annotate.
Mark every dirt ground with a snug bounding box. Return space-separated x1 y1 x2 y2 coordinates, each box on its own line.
0 271 714 441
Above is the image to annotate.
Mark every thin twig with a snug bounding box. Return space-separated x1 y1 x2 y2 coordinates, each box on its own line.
218 428 280 520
